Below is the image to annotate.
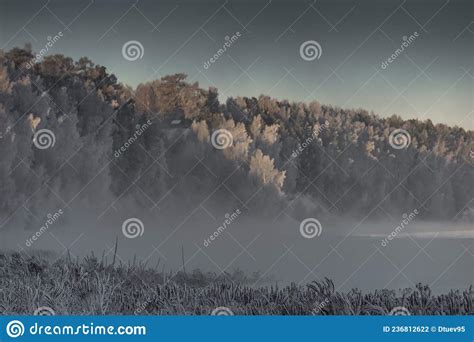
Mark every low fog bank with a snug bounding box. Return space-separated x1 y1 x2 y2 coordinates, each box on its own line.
2 203 472 293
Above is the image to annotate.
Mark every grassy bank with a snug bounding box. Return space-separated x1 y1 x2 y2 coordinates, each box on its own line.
0 253 472 315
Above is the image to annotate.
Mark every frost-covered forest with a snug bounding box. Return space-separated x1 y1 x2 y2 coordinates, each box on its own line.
1 47 472 227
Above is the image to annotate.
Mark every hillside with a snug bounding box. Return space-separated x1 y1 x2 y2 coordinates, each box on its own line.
0 46 473 225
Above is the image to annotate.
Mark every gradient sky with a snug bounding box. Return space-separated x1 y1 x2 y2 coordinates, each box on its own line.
1 0 473 128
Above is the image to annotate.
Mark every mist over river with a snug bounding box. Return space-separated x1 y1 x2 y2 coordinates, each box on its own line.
3 212 472 293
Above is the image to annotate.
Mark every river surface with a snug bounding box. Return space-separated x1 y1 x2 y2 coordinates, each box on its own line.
2 213 473 293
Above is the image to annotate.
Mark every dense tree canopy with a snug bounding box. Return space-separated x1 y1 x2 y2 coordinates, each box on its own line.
0 47 472 224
